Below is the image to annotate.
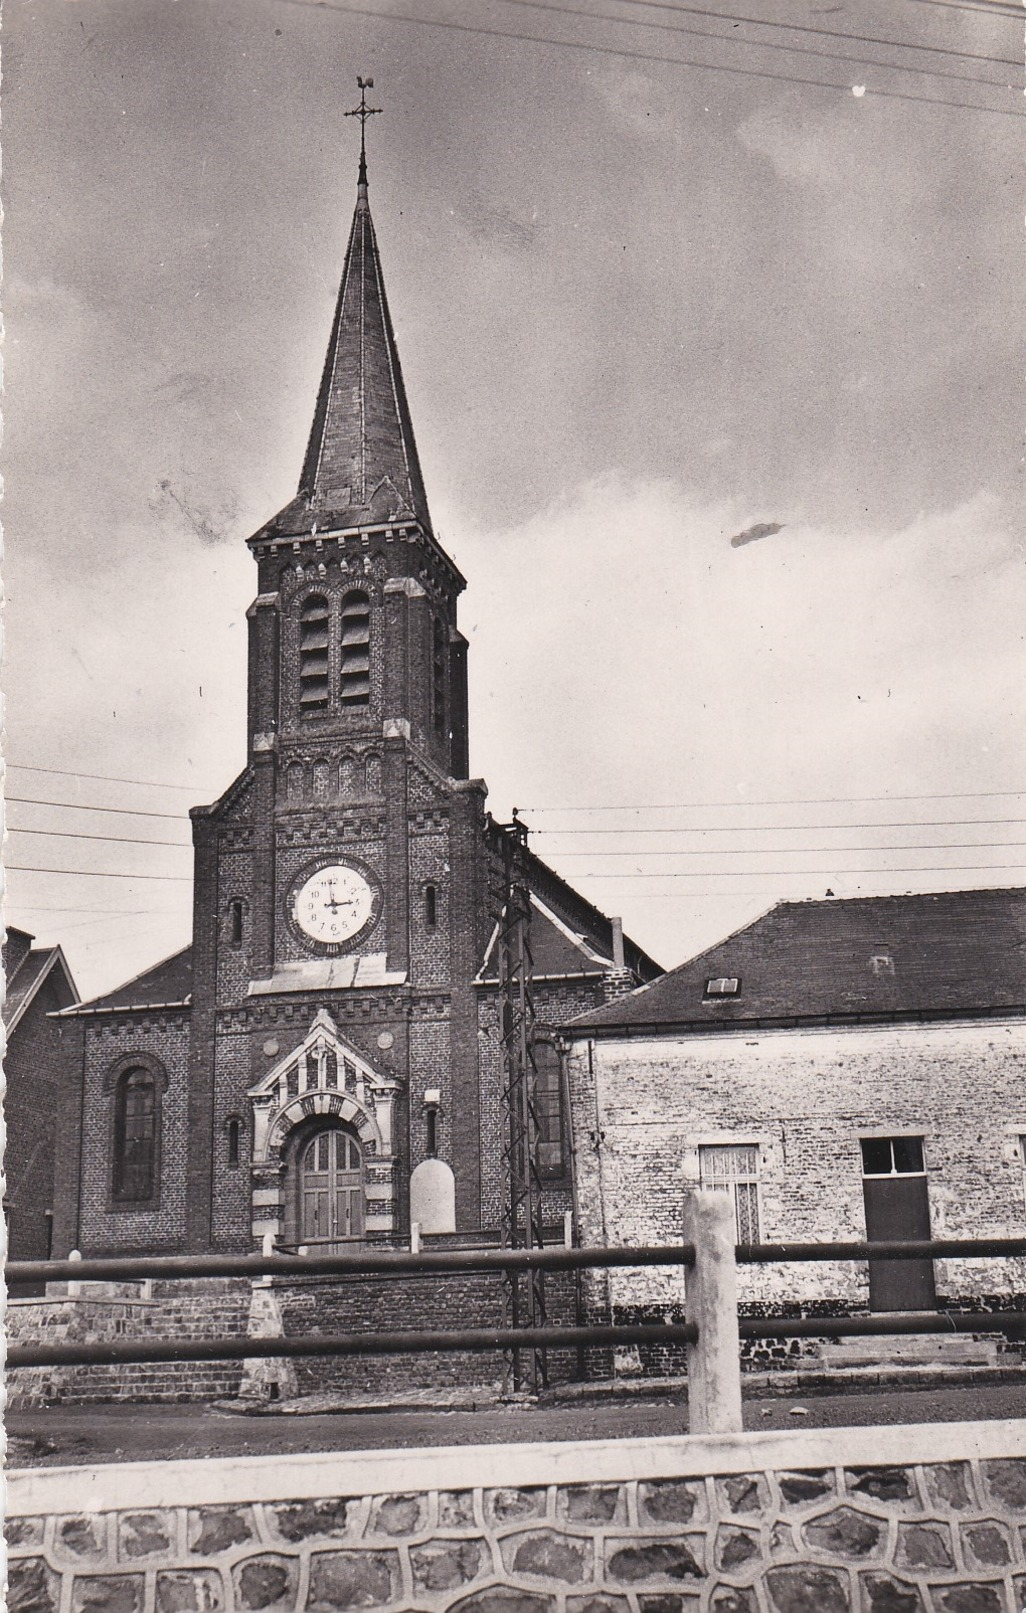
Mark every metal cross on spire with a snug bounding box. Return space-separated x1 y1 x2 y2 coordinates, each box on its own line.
344 76 382 188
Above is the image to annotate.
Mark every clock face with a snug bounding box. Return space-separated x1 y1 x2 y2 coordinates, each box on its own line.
290 863 378 948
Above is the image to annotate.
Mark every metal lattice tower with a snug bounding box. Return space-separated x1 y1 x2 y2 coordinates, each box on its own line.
491 813 548 1395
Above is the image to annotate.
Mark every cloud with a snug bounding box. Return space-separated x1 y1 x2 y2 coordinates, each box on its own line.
461 476 1026 966
731 521 785 548
453 191 544 254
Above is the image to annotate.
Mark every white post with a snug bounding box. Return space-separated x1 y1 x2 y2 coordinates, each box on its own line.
67 1248 82 1299
563 1210 574 1249
683 1191 742 1435
411 1221 422 1253
258 1230 275 1288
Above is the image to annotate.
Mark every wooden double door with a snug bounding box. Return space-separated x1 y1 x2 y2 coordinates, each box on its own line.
300 1127 364 1245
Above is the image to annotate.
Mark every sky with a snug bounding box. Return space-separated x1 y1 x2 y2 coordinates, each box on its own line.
3 0 1024 999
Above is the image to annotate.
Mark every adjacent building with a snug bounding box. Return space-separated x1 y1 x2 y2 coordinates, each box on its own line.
565 888 1026 1340
3 928 79 1268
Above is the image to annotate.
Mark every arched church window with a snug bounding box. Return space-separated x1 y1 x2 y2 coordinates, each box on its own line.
114 1068 158 1202
424 884 438 929
299 594 330 712
432 617 447 735
312 758 331 798
300 1127 364 1243
533 1039 565 1179
340 591 371 706
226 1116 243 1168
228 899 244 946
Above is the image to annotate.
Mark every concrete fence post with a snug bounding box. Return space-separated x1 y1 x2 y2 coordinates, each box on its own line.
67 1249 82 1300
257 1231 274 1288
683 1190 743 1435
411 1221 422 1254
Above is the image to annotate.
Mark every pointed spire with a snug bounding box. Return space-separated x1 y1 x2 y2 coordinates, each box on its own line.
297 80 432 533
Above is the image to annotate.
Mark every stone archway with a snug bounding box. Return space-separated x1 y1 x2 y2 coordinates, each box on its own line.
246 1009 401 1247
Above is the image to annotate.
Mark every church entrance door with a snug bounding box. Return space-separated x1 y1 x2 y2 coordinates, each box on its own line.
300 1128 364 1245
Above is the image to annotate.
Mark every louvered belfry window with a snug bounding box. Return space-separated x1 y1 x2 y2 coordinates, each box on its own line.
698 1143 760 1244
114 1068 157 1201
299 595 330 711
340 591 371 706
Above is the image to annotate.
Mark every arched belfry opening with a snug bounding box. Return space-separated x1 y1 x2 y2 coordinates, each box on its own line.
246 1008 401 1247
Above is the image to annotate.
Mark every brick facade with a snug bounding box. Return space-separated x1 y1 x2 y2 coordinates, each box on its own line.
51 159 659 1275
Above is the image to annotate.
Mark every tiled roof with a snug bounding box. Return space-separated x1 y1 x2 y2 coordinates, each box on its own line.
478 846 662 984
570 887 1026 1032
260 165 430 540
4 947 78 1031
63 946 193 1016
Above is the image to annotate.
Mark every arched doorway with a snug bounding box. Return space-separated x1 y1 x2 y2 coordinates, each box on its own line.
299 1126 365 1245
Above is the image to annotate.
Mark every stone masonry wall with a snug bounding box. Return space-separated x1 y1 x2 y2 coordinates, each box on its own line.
567 1017 1026 1340
10 1433 1026 1613
5 1281 251 1409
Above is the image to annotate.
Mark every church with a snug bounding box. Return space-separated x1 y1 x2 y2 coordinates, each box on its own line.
51 108 659 1262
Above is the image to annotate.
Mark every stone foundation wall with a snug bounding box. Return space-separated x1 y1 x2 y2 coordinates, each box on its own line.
276 1268 580 1395
5 1267 582 1407
5 1281 252 1409
8 1423 1026 1613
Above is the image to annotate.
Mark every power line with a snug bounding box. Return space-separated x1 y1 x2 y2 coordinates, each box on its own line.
547 840 1026 856
8 905 182 916
6 763 202 792
7 866 193 882
900 0 1023 18
535 817 1026 833
7 795 187 823
7 827 191 850
272 0 1024 118
523 789 1026 810
503 0 1021 81
574 862 1026 877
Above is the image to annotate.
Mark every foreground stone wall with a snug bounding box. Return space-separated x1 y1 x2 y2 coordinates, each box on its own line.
9 1422 1026 1612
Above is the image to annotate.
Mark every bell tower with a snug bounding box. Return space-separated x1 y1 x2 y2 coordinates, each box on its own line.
185 85 489 1249
239 83 473 990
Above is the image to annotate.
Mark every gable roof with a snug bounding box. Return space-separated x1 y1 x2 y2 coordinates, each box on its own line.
60 945 193 1017
477 841 662 985
569 887 1026 1033
4 945 79 1032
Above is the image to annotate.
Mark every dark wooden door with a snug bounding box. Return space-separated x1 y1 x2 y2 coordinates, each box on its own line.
863 1174 936 1311
301 1130 364 1246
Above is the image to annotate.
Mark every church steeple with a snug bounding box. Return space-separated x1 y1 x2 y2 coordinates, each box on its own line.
297 81 431 534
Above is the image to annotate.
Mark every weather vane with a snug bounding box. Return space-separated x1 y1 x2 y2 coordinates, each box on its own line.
344 76 382 185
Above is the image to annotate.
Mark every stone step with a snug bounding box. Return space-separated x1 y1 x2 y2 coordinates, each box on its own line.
818 1333 1000 1366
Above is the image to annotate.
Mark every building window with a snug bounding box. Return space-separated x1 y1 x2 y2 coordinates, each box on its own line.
424 884 438 929
226 1117 242 1168
705 977 740 997
861 1136 925 1176
432 617 447 735
114 1068 158 1202
299 594 330 711
698 1144 760 1243
229 899 244 946
340 591 371 706
534 1039 565 1177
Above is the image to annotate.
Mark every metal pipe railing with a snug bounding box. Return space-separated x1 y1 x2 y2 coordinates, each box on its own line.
5 1243 695 1287
7 1322 696 1370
